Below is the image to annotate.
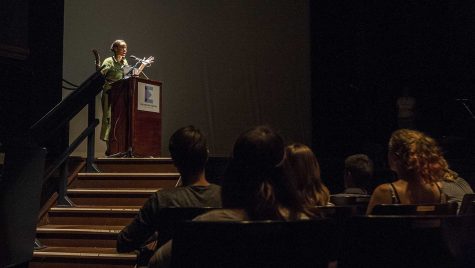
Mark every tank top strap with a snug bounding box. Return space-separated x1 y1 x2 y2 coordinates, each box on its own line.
434 182 444 203
389 183 401 204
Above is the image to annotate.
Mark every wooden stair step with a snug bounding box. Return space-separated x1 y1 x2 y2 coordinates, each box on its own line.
34 158 178 268
67 188 158 206
47 206 140 225
70 172 180 188
93 157 177 173
31 247 135 268
36 225 124 248
37 224 124 232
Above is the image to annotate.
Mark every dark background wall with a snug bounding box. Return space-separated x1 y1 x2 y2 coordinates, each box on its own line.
0 0 65 153
311 1 475 191
63 0 312 157
2 0 475 192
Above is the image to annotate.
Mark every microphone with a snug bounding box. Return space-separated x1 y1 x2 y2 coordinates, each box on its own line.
130 55 155 68
130 55 141 61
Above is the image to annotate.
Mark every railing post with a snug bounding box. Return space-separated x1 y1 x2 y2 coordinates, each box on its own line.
86 98 100 172
56 159 74 207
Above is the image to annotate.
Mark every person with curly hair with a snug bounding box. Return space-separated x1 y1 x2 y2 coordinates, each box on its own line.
366 129 447 214
283 143 331 206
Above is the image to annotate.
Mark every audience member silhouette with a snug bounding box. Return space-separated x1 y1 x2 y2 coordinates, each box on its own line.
441 169 474 210
367 129 447 214
116 126 221 260
342 154 374 195
149 125 317 268
396 86 416 129
283 143 331 206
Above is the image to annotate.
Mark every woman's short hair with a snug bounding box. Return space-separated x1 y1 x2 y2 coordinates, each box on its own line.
344 154 374 189
169 125 208 176
388 129 448 183
110 39 126 52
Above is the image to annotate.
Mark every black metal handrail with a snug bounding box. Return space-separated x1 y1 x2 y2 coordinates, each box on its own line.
30 71 104 143
29 70 105 205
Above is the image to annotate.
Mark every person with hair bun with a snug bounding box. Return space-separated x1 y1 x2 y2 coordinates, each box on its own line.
367 129 448 214
100 39 128 152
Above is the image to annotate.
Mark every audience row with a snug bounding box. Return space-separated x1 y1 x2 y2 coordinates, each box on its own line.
116 125 474 267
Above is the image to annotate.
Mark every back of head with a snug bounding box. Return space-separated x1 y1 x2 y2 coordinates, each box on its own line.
169 126 208 178
222 126 307 220
284 143 329 206
388 129 447 183
231 126 284 175
344 154 374 191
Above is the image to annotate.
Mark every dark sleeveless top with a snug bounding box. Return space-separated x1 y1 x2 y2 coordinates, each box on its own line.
388 182 443 204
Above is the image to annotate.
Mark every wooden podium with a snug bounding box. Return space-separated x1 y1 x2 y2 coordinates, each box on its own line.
108 77 162 157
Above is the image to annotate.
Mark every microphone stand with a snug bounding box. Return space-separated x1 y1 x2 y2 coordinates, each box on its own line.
128 57 151 79
457 99 475 120
125 61 141 77
140 71 149 79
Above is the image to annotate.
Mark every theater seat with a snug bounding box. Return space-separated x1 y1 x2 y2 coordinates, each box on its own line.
459 193 475 215
338 215 463 268
329 194 370 215
316 205 361 219
136 207 218 266
371 203 458 216
155 207 219 247
330 194 370 206
171 219 337 268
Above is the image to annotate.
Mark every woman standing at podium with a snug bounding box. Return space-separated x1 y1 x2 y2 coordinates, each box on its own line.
100 39 128 155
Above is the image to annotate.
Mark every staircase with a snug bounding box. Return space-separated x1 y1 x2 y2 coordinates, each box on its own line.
31 157 179 268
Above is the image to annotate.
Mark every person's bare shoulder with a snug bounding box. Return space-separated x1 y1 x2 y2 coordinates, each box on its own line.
367 183 393 214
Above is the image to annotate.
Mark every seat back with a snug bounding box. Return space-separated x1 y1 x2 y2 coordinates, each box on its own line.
339 215 460 268
329 194 370 214
441 214 475 267
171 219 337 268
156 207 219 247
330 194 370 206
459 193 475 215
136 207 219 266
316 205 361 219
371 203 458 216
